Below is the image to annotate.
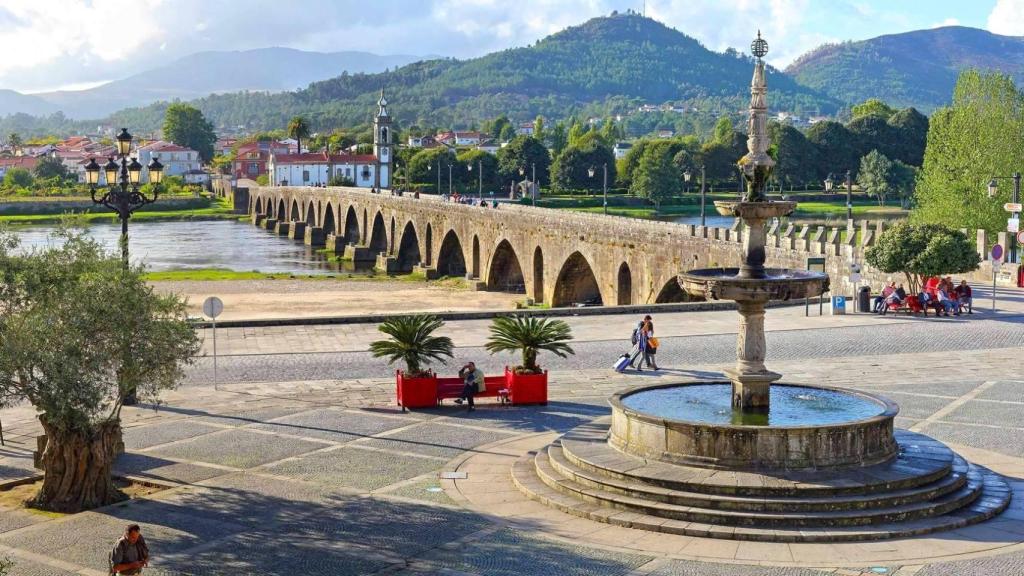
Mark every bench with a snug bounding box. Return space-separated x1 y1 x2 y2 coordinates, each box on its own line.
436 375 510 406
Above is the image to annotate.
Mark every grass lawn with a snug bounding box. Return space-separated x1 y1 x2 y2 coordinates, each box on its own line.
566 200 907 220
0 197 237 225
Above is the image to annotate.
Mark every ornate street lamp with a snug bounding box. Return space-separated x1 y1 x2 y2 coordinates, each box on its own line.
823 170 853 223
467 159 482 201
684 165 707 227
986 172 1022 263
588 165 608 215
84 128 164 269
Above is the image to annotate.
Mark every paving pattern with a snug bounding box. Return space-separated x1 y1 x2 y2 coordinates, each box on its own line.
0 313 1020 574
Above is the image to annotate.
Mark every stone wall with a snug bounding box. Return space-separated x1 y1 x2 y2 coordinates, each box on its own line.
246 186 1015 306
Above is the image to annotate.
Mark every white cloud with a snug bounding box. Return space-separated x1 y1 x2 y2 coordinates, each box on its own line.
987 0 1024 35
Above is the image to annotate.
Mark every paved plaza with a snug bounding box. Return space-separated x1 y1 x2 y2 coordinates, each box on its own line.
0 295 1021 574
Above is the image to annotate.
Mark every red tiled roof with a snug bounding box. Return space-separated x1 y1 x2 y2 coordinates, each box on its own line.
272 153 377 164
0 156 39 169
140 141 194 152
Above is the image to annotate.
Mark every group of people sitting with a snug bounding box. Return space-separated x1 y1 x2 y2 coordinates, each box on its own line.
872 277 973 316
442 193 499 208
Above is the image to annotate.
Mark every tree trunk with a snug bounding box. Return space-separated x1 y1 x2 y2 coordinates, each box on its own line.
34 419 124 513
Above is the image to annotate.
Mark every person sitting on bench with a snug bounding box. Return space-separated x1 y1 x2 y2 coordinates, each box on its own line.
880 283 907 315
955 280 973 314
873 282 896 313
454 362 485 412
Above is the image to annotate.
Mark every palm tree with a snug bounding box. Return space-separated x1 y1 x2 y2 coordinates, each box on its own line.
287 116 310 154
370 314 453 377
485 316 574 374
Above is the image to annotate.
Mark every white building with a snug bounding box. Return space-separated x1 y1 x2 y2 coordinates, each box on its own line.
476 139 501 154
137 141 202 182
269 153 380 187
613 142 633 160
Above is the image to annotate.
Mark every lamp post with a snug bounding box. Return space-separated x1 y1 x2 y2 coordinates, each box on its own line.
467 159 482 201
684 165 707 227
588 164 608 215
84 128 164 270
824 169 853 224
987 172 1022 263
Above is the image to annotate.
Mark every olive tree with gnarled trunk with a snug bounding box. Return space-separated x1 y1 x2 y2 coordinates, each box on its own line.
0 228 199 513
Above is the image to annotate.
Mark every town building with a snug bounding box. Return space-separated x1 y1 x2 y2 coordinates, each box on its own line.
436 131 483 147
136 141 203 182
517 122 535 136
476 139 501 154
613 142 633 160
657 129 675 139
0 156 39 178
269 153 379 187
407 135 440 149
232 141 291 180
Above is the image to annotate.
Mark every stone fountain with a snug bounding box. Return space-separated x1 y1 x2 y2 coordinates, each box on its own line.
512 32 1012 542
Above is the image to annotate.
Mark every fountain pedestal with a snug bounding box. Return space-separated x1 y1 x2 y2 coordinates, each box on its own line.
725 299 780 411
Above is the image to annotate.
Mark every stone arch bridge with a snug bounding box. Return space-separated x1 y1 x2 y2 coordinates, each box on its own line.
246 186 970 307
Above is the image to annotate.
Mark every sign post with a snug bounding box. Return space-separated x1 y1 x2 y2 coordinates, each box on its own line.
203 297 224 391
991 245 1004 312
806 257 826 316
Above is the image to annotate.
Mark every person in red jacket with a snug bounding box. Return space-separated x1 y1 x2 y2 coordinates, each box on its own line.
954 280 973 314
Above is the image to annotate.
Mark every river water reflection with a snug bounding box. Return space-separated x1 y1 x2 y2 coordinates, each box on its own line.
8 220 360 275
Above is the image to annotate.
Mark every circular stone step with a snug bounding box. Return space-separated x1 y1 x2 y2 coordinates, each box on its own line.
533 447 985 528
511 449 1013 542
546 442 969 513
560 420 954 497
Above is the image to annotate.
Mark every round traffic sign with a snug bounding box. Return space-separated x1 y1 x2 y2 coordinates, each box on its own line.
991 244 1004 261
202 296 224 319
1017 231 1024 245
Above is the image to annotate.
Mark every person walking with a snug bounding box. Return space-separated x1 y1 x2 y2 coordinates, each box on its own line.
110 524 149 575
454 361 485 412
642 315 659 370
628 319 647 371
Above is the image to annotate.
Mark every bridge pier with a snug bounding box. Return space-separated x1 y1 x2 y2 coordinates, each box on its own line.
344 244 378 263
305 227 326 247
375 253 399 274
325 234 348 255
253 213 266 227
413 264 439 280
274 221 290 236
288 222 307 241
263 218 278 231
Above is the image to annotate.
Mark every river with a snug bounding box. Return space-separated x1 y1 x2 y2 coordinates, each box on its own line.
6 220 357 274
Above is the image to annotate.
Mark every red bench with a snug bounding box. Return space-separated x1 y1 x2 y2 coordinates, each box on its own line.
396 368 547 410
436 375 509 405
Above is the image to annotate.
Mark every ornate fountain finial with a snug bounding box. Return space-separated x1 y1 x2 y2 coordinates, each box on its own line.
739 31 775 202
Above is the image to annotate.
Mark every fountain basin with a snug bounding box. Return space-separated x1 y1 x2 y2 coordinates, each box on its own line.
678 268 829 302
714 200 795 219
609 382 899 470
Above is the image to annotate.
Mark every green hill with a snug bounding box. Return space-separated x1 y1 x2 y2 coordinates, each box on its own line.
786 26 1024 112
104 13 838 134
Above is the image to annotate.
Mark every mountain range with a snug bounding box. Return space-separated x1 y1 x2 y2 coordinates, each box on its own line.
1 48 424 120
786 26 1024 111
2 16 1024 135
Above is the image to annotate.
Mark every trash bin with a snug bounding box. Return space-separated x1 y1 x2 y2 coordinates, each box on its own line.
858 286 871 313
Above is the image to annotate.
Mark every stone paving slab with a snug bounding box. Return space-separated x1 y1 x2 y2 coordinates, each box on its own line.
123 420 226 451
380 477 456 505
1 556 80 576
919 422 1024 457
974 381 1024 403
264 445 444 491
355 422 519 459
146 428 327 469
113 453 230 485
250 407 417 443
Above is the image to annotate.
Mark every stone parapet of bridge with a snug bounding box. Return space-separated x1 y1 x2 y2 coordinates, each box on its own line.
246 186 1014 307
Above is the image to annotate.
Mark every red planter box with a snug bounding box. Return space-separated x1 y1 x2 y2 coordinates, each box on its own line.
396 370 438 410
505 366 548 405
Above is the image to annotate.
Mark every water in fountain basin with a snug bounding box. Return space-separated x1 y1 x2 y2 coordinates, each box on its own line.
621 384 884 427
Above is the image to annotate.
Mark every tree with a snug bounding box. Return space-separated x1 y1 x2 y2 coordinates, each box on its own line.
287 116 311 154
886 108 929 166
549 122 568 156
712 116 734 145
482 115 511 140
0 228 199 512
408 148 457 193
890 160 917 208
865 222 980 292
369 315 454 377
2 167 33 189
496 136 551 186
33 156 70 180
914 70 1024 233
851 98 896 121
499 123 517 142
806 121 859 182
456 149 500 194
630 143 680 211
858 150 895 206
847 114 897 165
485 316 573 374
162 103 216 162
7 133 21 153
533 116 546 142
768 122 818 190
551 138 616 194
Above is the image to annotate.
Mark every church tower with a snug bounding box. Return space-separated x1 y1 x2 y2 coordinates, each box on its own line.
374 88 392 189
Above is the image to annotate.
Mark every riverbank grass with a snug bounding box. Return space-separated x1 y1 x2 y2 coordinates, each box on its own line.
0 197 237 225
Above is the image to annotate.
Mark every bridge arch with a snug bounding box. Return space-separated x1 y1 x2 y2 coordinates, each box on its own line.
277 198 286 220
533 247 544 303
389 216 397 254
471 235 480 279
290 199 300 221
487 240 525 293
617 262 633 305
553 251 603 307
425 224 433 266
362 209 368 243
655 277 689 303
343 206 360 245
436 230 467 277
322 202 336 236
305 202 315 225
369 212 388 253
396 221 421 273
254 197 263 214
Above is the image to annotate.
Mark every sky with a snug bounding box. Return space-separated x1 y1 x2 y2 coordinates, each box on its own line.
0 0 1017 93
